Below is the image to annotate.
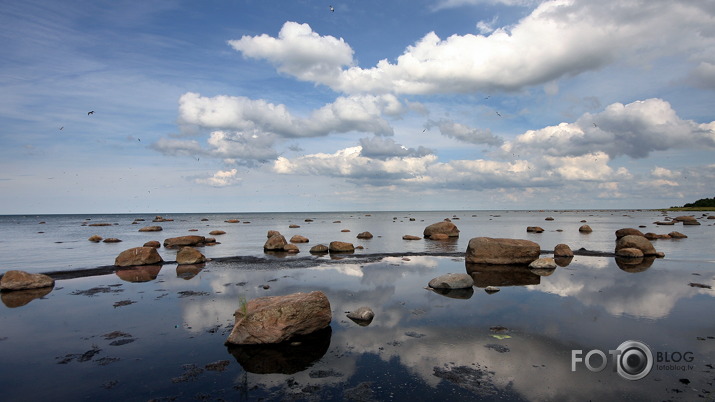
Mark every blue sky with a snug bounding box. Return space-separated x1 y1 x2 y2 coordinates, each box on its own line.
1 0 714 214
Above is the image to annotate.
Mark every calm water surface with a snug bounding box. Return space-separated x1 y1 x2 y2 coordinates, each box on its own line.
0 210 713 400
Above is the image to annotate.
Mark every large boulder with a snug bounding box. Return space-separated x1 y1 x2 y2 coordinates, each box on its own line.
290 235 309 243
264 234 288 251
163 235 206 249
579 225 593 233
615 228 644 239
226 291 332 345
176 247 206 265
346 306 375 325
423 222 460 238
115 247 164 267
615 235 657 256
428 273 474 289
309 244 329 254
329 241 355 253
465 237 540 265
0 270 55 291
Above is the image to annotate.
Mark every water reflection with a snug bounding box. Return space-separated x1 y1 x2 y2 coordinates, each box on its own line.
176 263 205 280
465 263 541 287
615 256 655 273
427 287 474 299
227 326 332 374
115 265 162 282
1 287 52 308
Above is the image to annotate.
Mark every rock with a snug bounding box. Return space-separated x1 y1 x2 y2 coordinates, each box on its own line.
526 226 544 233
116 265 162 282
615 235 657 256
708 215 715 220
465 237 540 265
654 220 675 225
616 247 644 258
267 230 282 238
225 291 332 345
346 307 374 325
554 256 573 267
225 219 240 223
340 229 351 232
675 215 700 225
176 247 206 265
402 235 421 240
554 243 573 257
356 232 373 239
138 226 163 232
102 238 122 243
143 240 161 248
545 217 554 221
329 241 354 253
423 221 460 238
578 225 593 233
529 258 557 270
89 223 113 227
309 244 329 254
289 224 300 228
283 244 299 253
88 235 103 242
615 228 644 239
209 230 226 235
484 286 500 294
290 235 309 243
0 270 55 291
668 231 688 239
163 235 206 249
428 273 474 289
645 232 669 240
264 234 288 251
429 233 450 240
115 247 164 267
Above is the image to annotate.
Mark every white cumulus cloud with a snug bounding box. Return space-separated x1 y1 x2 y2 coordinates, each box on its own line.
195 169 240 187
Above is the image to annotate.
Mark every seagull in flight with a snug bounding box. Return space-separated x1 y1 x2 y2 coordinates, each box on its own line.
329 5 334 12
87 111 94 115
495 111 502 117
59 126 63 130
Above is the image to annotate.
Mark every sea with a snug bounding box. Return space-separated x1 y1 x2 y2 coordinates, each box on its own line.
1 209 713 274
1 210 714 401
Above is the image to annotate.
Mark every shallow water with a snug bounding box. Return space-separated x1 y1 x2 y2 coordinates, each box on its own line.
0 253 714 400
1 209 713 274
1 210 714 400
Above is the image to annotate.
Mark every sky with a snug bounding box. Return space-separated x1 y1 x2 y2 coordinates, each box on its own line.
1 0 714 214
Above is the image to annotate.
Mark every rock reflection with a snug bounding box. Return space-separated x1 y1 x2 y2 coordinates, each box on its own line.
426 286 474 299
615 256 655 273
554 256 573 267
115 265 162 282
227 326 332 374
1 286 53 308
176 263 205 280
424 237 459 252
465 263 540 287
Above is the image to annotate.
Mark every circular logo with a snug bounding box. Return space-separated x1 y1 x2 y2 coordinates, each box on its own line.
616 340 653 380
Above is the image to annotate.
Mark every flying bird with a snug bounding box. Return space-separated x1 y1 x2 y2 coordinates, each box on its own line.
59 126 63 130
495 111 502 117
87 111 94 115
329 5 334 12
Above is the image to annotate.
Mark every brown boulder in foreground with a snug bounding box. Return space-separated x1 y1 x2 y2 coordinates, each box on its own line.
466 237 540 265
176 247 206 265
0 270 55 291
264 234 288 251
615 235 657 256
226 291 332 345
423 221 460 238
115 247 164 267
554 243 573 257
163 235 206 249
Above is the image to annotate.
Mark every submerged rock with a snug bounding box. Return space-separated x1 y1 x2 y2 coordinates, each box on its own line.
163 235 206 249
88 235 103 242
138 226 163 232
346 307 375 325
0 270 55 291
309 244 329 254
526 226 544 233
578 225 593 233
615 228 644 239
554 243 573 257
669 231 688 239
402 235 421 240
529 257 557 270
615 235 657 256
329 241 355 253
290 235 309 243
226 291 332 345
264 234 288 251
356 232 373 239
675 216 700 225
428 273 474 289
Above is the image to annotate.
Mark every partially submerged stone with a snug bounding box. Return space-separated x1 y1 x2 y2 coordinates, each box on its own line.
0 270 55 291
176 247 206 265
615 228 644 239
465 237 540 265
226 291 332 345
356 232 373 239
428 273 474 289
329 241 354 253
138 226 163 232
115 247 164 267
346 306 375 325
402 235 421 240
554 243 573 257
579 225 593 233
290 235 309 243
615 235 657 256
309 244 329 254
163 235 206 249
264 234 288 251
423 221 460 238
